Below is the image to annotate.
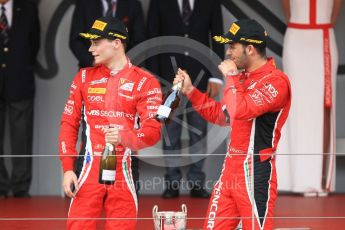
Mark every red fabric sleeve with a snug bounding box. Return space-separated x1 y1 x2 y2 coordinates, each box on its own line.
224 72 290 120
59 71 83 172
186 87 228 126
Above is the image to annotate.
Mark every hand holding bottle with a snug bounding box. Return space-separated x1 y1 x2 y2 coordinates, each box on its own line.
156 68 187 123
102 126 121 145
63 170 79 198
173 68 194 95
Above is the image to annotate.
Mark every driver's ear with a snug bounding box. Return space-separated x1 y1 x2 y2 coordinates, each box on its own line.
246 45 255 55
112 40 117 47
113 39 121 48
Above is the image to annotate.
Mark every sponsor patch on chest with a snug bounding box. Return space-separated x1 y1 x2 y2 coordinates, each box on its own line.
119 78 134 92
247 81 257 90
88 87 107 94
90 77 108 85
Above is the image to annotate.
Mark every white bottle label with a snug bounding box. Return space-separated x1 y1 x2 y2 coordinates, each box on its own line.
157 105 171 118
172 82 182 91
102 170 116 181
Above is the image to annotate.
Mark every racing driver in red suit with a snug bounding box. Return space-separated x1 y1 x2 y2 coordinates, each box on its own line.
174 19 291 230
59 16 162 230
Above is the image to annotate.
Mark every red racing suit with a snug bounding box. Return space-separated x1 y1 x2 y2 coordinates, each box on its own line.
59 60 162 230
186 58 291 230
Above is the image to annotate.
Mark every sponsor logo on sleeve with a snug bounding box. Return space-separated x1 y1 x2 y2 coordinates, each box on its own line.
148 112 156 118
147 105 159 110
146 96 162 103
137 77 147 91
147 88 162 96
263 83 278 97
70 83 77 94
61 141 67 154
71 83 77 90
137 133 145 138
64 104 74 115
249 89 265 106
260 82 278 102
67 100 75 105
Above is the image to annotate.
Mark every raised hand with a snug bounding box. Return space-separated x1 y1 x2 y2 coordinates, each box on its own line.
173 68 194 95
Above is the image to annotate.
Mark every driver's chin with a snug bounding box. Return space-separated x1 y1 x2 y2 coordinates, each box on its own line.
93 58 101 65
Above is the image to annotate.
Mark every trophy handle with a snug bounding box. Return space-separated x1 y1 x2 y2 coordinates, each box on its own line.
181 204 187 214
152 205 158 217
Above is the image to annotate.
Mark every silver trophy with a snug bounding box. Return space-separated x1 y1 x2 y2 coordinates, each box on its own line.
152 204 187 230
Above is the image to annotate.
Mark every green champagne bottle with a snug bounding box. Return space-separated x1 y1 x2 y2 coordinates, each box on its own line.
98 143 116 185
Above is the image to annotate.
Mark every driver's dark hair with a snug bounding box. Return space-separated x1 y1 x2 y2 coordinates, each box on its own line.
242 43 267 57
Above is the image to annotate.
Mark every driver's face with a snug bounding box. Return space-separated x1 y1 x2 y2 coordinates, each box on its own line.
225 43 248 70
